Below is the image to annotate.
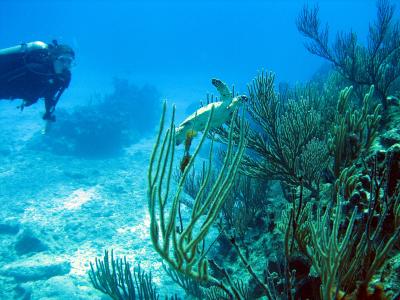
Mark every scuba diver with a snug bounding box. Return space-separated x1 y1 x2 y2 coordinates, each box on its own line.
0 40 74 122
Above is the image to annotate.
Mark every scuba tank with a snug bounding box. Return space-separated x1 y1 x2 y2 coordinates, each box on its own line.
0 41 51 78
0 40 74 74
0 41 48 56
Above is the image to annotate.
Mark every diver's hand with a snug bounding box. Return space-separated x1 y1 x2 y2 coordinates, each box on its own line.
42 112 56 122
41 120 53 135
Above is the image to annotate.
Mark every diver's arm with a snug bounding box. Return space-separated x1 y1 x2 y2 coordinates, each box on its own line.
43 97 56 121
43 72 70 121
43 87 64 121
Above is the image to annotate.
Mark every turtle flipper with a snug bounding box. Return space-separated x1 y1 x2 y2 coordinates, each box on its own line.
211 78 232 102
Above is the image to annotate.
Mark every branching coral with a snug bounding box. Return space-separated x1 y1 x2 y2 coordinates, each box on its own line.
328 85 382 177
307 197 358 300
219 174 271 241
297 0 400 109
147 101 248 296
240 71 328 197
278 144 400 299
306 154 400 299
89 250 160 299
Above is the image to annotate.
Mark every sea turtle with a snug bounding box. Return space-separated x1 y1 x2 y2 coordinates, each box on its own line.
175 78 248 145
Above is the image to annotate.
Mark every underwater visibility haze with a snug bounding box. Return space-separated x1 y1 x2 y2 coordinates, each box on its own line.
0 0 400 299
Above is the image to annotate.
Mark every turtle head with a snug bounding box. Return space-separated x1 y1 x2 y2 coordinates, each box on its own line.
237 95 248 103
229 95 248 109
232 95 248 105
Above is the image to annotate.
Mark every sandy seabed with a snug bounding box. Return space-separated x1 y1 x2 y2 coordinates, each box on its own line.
0 102 183 299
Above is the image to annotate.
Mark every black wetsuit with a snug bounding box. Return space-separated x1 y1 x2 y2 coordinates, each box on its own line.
0 47 71 120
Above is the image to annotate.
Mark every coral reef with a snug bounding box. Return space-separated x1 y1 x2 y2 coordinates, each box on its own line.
34 78 161 157
144 78 399 299
89 250 161 299
297 0 400 109
88 2 400 299
147 101 248 296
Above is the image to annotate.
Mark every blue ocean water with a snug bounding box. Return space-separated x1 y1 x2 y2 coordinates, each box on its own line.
0 0 377 114
0 0 389 299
